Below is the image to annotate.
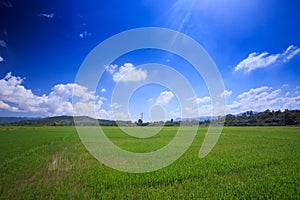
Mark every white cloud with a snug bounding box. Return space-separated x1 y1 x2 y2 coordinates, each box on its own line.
95 109 113 119
0 56 3 62
186 86 300 117
237 86 270 99
101 88 106 93
1 73 299 119
194 96 211 104
184 96 212 117
110 103 122 109
168 110 180 120
156 91 174 105
282 45 300 63
198 104 213 116
0 40 7 47
220 90 232 98
234 45 300 72
106 63 147 82
234 52 280 72
0 100 10 110
182 104 213 118
113 111 131 121
0 72 40 112
226 86 300 114
37 13 55 19
105 64 117 74
0 72 106 117
0 100 18 111
95 109 131 121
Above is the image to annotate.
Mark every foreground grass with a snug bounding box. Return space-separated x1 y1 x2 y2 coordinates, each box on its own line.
0 126 299 199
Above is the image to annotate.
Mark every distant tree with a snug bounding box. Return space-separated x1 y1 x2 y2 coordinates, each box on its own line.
137 119 143 126
241 112 247 119
284 109 296 125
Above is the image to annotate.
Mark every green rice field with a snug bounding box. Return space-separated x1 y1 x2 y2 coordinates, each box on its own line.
0 126 299 199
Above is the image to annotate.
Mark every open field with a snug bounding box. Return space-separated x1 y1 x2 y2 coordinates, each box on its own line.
0 126 299 199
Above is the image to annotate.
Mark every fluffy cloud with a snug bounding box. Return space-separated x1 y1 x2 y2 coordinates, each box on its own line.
106 63 147 82
0 56 3 62
234 52 280 72
220 90 232 98
194 96 211 104
234 45 300 72
0 72 105 117
190 85 300 117
182 104 213 118
110 103 121 109
0 100 18 111
227 86 300 114
105 64 117 75
1 73 299 119
186 91 231 117
156 91 174 105
183 96 212 117
0 72 39 112
0 73 137 120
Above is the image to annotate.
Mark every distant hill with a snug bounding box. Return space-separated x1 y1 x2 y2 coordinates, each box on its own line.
176 110 300 126
1 109 300 126
224 110 300 126
0 117 40 124
3 116 117 126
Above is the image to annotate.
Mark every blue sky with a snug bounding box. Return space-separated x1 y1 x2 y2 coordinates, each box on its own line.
0 0 299 121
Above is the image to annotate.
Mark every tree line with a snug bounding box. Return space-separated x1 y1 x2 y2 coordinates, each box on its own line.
2 109 300 126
